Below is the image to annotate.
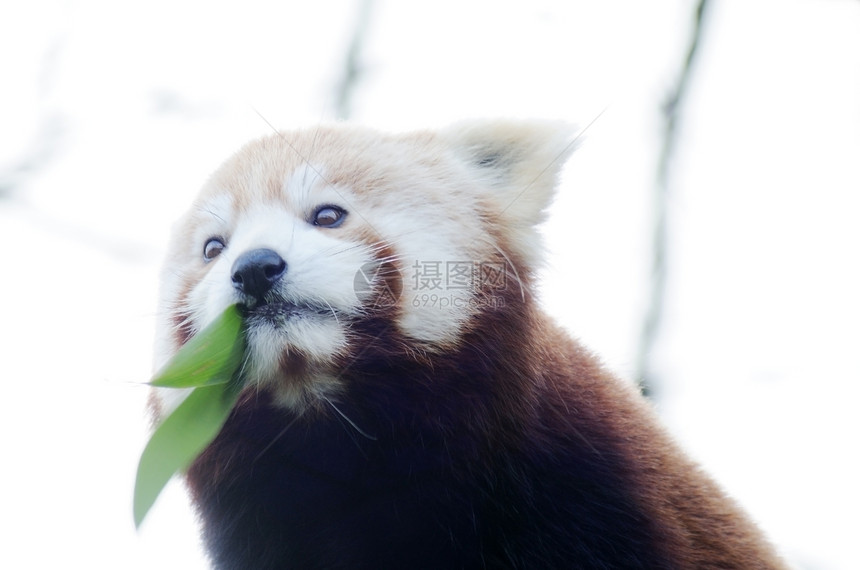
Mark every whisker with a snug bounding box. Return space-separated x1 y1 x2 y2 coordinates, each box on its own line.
474 235 529 301
302 124 325 189
252 413 303 463
195 205 227 224
322 395 377 441
322 300 341 325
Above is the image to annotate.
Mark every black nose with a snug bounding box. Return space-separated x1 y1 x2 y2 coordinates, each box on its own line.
231 248 287 301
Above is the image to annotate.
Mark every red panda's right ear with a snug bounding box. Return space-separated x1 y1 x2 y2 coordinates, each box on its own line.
442 119 577 228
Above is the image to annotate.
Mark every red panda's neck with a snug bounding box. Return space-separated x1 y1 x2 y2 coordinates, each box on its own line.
339 279 550 441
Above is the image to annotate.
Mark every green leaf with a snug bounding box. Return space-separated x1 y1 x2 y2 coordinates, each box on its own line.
133 381 242 528
150 305 244 388
134 305 247 528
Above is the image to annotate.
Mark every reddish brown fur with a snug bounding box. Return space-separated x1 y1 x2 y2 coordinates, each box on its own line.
159 122 787 569
185 229 787 568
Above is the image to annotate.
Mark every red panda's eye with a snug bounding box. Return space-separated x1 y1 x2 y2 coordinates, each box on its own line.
313 206 347 228
203 237 226 261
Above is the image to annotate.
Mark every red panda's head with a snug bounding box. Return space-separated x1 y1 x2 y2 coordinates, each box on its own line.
156 121 575 411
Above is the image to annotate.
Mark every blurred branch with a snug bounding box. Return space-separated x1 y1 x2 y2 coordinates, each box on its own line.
0 116 66 198
636 0 710 398
12 198 160 263
333 0 374 120
1 36 67 199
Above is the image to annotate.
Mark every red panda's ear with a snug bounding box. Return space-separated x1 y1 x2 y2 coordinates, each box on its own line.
442 119 577 227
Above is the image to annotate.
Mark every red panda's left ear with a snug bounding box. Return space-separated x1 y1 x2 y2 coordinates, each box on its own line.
442 119 577 227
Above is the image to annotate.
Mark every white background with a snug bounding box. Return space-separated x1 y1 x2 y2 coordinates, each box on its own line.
1 1 858 568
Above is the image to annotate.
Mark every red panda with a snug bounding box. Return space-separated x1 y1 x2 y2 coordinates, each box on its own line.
154 121 787 569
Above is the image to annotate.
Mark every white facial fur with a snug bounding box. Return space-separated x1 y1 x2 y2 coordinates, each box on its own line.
155 120 574 411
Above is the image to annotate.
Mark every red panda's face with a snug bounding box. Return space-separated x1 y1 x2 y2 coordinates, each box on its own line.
155 122 573 410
